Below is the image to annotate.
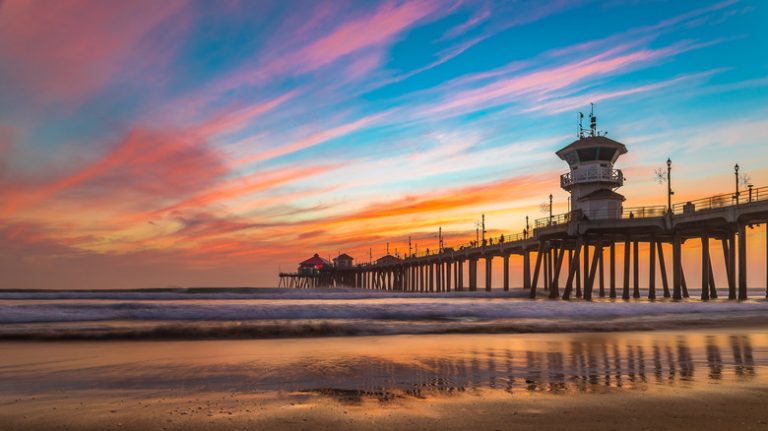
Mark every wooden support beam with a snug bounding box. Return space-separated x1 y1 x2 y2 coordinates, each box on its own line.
485 257 493 292
673 233 682 300
649 238 657 300
523 251 531 290
701 234 710 300
543 249 550 292
681 263 689 298
549 244 567 299
562 239 583 300
728 234 737 299
469 259 477 291
503 254 510 291
420 265 425 292
529 243 545 298
584 243 602 300
657 242 670 298
708 257 717 299
598 243 605 298
446 261 452 292
575 238 589 298
458 260 464 291
623 237 631 300
582 240 589 298
429 263 435 292
633 241 640 299
610 242 616 298
738 224 748 300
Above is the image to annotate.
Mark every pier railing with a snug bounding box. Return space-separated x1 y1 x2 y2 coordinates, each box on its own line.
403 230 532 260
560 167 623 189
672 185 768 214
534 205 667 228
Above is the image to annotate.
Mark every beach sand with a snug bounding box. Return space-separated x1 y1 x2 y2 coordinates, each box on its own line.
2 327 767 430
2 386 768 431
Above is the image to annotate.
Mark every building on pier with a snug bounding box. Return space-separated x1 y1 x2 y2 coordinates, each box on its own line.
557 110 626 220
376 254 400 265
298 253 332 276
333 253 354 269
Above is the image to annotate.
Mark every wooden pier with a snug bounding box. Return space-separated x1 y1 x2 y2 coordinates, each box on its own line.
279 188 768 299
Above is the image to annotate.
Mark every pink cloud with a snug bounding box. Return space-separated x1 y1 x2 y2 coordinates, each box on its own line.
297 0 439 72
442 3 491 39
425 44 683 117
0 0 186 105
195 91 298 137
525 70 723 114
181 0 441 115
1 128 228 218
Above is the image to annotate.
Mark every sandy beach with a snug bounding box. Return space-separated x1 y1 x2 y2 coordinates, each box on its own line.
2 326 767 430
2 386 768 431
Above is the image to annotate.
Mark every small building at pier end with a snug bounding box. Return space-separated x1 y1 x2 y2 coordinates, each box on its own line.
298 253 332 276
557 107 626 220
333 253 354 269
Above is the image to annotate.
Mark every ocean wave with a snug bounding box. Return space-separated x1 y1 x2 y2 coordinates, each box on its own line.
0 287 530 301
2 312 768 340
2 298 768 324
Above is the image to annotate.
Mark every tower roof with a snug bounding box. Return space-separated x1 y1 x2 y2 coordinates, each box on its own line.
299 253 332 267
556 135 627 160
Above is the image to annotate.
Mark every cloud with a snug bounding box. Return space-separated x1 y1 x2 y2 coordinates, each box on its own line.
0 0 186 106
296 0 440 72
233 113 387 166
421 43 684 119
1 127 227 217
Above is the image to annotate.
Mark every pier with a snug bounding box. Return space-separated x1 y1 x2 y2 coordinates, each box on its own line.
280 111 768 300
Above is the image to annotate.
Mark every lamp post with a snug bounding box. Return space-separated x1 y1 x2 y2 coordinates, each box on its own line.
666 158 673 213
481 214 486 245
734 163 740 204
549 194 553 225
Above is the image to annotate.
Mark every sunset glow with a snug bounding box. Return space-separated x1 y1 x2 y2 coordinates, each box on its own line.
1 0 767 289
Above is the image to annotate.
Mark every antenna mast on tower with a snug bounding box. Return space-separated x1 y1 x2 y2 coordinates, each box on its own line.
578 103 607 138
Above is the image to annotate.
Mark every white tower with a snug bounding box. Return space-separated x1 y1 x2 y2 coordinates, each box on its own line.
556 106 627 220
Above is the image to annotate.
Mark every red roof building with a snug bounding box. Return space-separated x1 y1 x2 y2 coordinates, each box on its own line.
298 253 333 275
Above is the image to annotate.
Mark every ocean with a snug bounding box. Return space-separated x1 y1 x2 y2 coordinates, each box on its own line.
2 287 768 340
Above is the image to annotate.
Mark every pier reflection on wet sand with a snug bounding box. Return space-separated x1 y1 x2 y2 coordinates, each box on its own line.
2 329 768 431
304 332 762 401
1 329 764 403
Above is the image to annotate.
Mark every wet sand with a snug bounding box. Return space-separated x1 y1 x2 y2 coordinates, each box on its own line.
2 387 768 431
2 327 767 430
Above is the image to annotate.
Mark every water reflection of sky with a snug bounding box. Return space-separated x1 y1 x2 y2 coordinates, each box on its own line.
1 330 765 401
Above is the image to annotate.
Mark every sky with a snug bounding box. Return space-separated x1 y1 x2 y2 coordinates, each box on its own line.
1 0 767 289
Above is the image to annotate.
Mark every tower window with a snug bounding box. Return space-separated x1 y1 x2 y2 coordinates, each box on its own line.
597 148 617 161
577 147 598 161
